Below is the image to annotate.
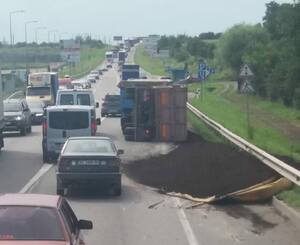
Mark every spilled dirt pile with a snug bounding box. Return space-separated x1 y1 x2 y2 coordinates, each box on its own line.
124 132 285 198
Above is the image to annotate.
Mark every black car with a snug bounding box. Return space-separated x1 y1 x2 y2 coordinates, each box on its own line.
106 64 112 69
28 100 45 125
101 94 121 117
3 99 32 136
56 137 124 196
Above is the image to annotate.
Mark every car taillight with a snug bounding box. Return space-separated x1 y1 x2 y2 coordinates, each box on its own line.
42 120 47 137
91 120 97 135
58 159 71 171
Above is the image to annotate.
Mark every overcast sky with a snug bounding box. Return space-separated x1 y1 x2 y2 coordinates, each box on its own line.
0 0 293 43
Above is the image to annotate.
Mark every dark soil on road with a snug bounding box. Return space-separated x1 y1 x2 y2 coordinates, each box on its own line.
124 132 299 198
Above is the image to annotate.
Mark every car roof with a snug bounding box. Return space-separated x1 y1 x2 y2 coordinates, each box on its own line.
47 105 93 111
58 89 92 93
67 136 111 141
0 194 60 208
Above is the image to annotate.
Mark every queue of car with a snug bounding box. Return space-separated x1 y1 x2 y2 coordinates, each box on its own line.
0 66 123 244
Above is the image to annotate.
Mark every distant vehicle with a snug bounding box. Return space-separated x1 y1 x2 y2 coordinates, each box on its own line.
42 105 101 162
105 51 113 63
58 77 72 89
28 100 45 125
0 74 4 150
101 94 121 117
90 70 100 79
71 80 84 89
0 193 92 244
101 68 108 72
118 50 126 63
121 64 140 80
26 72 59 106
56 137 124 196
87 76 96 84
97 69 103 75
106 64 113 69
56 89 99 108
3 99 32 136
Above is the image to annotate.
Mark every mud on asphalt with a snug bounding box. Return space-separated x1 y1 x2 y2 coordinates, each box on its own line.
123 132 299 198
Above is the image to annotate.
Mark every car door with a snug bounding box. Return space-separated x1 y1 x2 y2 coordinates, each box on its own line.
60 199 81 245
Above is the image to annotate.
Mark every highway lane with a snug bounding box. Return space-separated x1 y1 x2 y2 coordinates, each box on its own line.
0 62 300 244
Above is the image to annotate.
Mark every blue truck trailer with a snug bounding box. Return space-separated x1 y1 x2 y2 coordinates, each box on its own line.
121 64 140 81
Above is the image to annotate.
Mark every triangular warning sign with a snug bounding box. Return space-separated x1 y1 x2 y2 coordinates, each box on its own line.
240 64 254 77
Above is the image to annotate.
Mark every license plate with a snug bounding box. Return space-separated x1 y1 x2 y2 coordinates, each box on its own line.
77 160 100 166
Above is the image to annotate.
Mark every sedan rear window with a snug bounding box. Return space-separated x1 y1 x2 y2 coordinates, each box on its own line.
49 111 89 129
0 206 64 241
64 139 116 154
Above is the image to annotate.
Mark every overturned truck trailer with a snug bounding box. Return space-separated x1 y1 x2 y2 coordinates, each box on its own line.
119 79 187 142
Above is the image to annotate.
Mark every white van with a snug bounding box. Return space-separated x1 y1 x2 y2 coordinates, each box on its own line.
42 105 101 162
56 89 98 108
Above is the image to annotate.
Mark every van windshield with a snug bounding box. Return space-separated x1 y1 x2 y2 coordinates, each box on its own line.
77 94 91 105
27 87 50 96
49 111 89 129
60 94 74 105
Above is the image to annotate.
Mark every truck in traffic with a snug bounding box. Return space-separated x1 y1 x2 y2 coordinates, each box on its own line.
121 64 140 80
118 79 187 142
118 50 126 65
26 72 59 106
105 51 113 63
0 72 4 150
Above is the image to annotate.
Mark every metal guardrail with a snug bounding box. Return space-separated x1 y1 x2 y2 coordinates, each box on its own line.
187 102 300 186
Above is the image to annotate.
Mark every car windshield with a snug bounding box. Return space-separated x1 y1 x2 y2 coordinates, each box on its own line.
64 139 116 154
4 102 22 112
27 87 50 96
0 206 64 241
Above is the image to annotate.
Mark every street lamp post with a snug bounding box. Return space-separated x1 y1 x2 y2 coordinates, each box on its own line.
48 30 58 43
25 20 38 43
9 10 25 45
35 26 46 44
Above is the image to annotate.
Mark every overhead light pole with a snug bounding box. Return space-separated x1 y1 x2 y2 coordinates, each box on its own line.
48 30 58 43
25 20 38 43
9 10 25 45
35 26 46 44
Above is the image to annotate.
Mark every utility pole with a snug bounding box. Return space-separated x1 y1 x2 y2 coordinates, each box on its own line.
25 20 38 43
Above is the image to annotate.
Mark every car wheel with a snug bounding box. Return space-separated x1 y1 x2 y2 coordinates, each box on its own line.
20 126 26 136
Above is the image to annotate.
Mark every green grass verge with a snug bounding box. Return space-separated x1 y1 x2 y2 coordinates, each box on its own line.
277 186 300 208
187 111 227 144
59 46 107 78
134 45 168 76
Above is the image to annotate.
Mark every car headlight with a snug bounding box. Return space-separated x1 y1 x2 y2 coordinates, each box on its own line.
15 116 23 120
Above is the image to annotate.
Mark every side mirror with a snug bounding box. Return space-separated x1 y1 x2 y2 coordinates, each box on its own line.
117 149 124 155
96 102 99 108
96 118 101 125
78 220 93 230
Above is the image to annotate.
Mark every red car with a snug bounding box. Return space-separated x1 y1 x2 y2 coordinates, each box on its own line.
0 194 92 244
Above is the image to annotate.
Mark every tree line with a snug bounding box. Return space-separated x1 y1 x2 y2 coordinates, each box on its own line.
157 1 300 108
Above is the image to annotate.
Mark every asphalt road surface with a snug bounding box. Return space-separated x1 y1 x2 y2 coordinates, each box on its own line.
1 62 300 245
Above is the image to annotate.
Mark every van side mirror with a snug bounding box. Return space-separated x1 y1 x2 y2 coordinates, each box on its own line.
117 149 124 155
96 102 99 108
96 118 101 125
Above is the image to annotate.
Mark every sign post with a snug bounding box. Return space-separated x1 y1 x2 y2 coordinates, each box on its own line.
240 64 254 139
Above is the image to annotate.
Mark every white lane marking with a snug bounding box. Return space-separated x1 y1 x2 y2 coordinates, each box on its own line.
19 164 53 193
173 197 200 245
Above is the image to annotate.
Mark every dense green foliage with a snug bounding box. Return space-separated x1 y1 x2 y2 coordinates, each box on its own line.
157 2 300 109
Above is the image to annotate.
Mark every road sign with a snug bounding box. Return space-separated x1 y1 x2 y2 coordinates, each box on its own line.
240 64 254 77
198 63 206 81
